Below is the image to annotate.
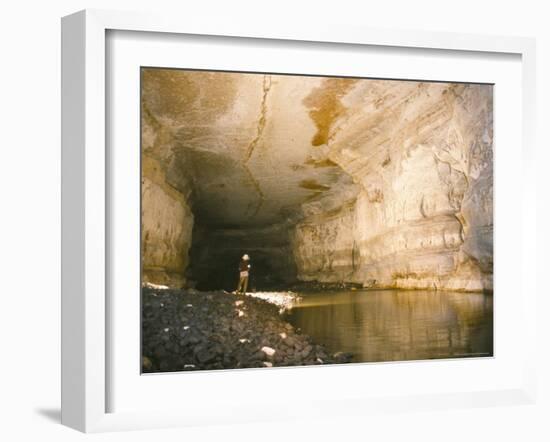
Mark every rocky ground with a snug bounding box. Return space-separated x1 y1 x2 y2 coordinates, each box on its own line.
142 288 353 373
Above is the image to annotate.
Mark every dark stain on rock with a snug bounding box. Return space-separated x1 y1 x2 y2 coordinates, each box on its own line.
381 156 391 167
303 78 359 146
299 179 331 191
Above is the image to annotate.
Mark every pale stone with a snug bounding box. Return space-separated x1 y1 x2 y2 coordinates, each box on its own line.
261 346 276 357
143 282 169 290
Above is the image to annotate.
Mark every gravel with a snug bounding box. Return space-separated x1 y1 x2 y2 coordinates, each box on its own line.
141 288 353 373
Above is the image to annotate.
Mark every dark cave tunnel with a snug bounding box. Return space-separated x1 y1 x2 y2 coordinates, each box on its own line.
187 222 299 292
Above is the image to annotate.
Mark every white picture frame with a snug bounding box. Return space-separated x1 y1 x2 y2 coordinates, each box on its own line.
61 9 537 433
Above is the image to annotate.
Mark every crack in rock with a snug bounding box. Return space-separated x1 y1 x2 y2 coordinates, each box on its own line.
243 75 272 218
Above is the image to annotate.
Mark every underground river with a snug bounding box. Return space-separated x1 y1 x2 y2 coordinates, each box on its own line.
283 289 493 363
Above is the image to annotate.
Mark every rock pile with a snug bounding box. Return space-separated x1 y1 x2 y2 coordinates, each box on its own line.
142 288 352 373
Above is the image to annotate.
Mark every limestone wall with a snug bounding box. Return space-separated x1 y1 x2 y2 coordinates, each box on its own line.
292 82 493 291
141 99 194 287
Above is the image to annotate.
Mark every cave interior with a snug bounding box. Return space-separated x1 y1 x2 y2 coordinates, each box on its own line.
141 68 494 293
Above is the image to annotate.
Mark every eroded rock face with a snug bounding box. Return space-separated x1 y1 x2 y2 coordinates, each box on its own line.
141 157 193 287
292 82 493 291
141 98 194 287
141 69 493 291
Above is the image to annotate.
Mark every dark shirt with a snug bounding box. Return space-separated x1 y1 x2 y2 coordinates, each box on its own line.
239 260 251 273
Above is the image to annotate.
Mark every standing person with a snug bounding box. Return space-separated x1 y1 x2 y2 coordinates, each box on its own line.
236 254 251 294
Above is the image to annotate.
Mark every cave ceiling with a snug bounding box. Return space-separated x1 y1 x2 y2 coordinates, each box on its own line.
141 69 366 228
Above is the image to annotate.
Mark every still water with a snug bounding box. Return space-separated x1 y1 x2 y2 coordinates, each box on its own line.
285 290 493 363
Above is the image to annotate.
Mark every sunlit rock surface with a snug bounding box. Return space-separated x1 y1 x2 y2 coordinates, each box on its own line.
141 69 493 291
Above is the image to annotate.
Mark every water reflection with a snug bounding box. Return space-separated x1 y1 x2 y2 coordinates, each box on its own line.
285 290 493 362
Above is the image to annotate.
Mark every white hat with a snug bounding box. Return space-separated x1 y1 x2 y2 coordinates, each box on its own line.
243 254 250 260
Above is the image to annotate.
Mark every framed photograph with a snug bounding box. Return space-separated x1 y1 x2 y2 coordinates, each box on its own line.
61 9 537 432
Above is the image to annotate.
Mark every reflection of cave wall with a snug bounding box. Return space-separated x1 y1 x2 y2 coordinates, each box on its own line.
287 291 493 361
140 69 493 292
